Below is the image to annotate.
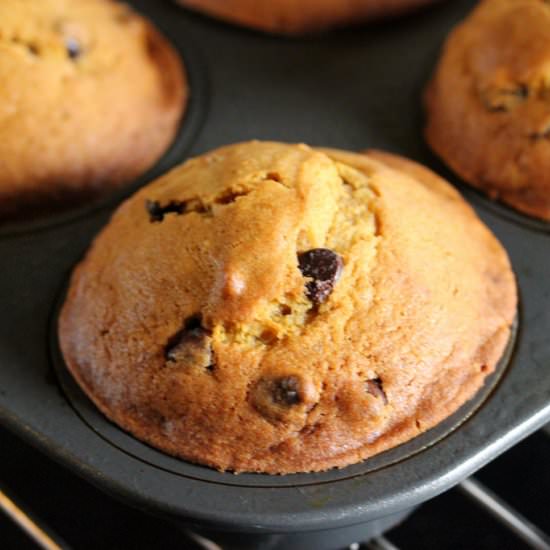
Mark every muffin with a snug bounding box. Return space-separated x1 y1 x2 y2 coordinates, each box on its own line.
59 141 516 474
425 0 550 221
175 0 441 35
0 0 188 222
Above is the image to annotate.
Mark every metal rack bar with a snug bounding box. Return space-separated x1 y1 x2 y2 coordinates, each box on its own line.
459 478 550 550
364 535 400 550
184 530 224 550
3 472 550 550
0 487 65 550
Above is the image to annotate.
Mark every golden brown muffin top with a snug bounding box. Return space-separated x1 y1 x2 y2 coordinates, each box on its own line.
59 142 516 473
0 0 187 220
425 0 550 219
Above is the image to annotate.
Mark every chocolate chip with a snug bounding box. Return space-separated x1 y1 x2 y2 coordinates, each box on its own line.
251 373 314 421
65 37 82 60
530 124 550 140
184 314 202 331
145 199 186 222
10 37 40 56
273 376 302 406
27 44 39 56
366 378 387 404
165 316 214 370
279 304 292 316
482 84 528 112
298 248 343 305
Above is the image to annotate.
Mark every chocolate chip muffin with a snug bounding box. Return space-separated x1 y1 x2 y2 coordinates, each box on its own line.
425 0 550 220
59 141 517 474
175 0 441 35
0 0 187 222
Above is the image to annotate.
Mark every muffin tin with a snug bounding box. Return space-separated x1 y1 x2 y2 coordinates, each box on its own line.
1 0 549 548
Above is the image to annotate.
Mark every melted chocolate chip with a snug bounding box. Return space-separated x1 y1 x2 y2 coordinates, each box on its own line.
65 37 82 60
165 316 214 370
273 376 302 406
27 44 40 56
530 125 550 140
483 84 528 112
251 373 311 421
184 314 202 331
146 199 186 222
366 378 387 404
298 248 343 305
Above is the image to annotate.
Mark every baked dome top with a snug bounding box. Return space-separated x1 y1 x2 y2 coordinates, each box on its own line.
59 142 516 474
425 0 550 220
0 0 187 220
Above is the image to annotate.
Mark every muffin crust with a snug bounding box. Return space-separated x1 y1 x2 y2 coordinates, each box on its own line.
425 0 550 220
59 141 517 474
0 0 188 221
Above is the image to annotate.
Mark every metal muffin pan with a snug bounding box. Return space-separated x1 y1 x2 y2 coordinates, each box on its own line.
1 0 550 548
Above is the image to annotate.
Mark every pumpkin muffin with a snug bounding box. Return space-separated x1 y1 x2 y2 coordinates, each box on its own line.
0 0 188 222
175 0 441 35
425 0 550 220
59 141 516 474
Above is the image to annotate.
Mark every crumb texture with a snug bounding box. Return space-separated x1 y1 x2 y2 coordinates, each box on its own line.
59 141 517 474
0 0 187 221
425 0 550 220
175 0 440 34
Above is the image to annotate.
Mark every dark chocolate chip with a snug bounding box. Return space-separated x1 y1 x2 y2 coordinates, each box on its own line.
483 84 528 112
250 374 310 421
298 248 343 305
145 199 186 222
273 376 302 406
530 125 550 140
184 314 203 331
366 378 387 404
65 37 82 60
165 316 214 370
187 199 212 216
514 84 529 98
279 304 292 316
165 327 210 361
